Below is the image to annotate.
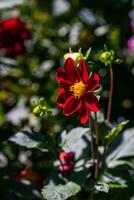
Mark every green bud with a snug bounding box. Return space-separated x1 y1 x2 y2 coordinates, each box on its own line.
100 50 114 65
64 52 83 64
64 47 91 64
32 106 40 116
32 97 51 118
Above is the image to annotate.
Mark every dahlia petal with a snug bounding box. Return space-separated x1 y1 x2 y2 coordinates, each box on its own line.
86 73 100 92
14 43 24 54
84 94 100 112
64 58 80 82
63 96 80 116
78 100 89 124
57 87 70 108
2 18 21 30
56 67 73 85
79 59 89 83
21 30 31 39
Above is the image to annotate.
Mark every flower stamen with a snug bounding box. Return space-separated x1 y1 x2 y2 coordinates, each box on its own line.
70 81 86 99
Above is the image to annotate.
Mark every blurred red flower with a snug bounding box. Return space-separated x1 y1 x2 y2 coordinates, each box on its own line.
56 58 100 123
0 18 31 56
59 165 74 172
59 151 75 163
18 169 43 189
59 151 75 172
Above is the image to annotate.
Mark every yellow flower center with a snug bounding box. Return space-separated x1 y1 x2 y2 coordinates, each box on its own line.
70 81 86 99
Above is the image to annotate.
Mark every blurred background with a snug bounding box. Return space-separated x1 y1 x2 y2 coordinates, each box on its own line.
0 0 134 199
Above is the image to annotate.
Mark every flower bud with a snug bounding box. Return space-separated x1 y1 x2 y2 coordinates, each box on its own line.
32 98 51 118
64 52 83 64
59 151 75 163
100 50 114 65
32 106 40 116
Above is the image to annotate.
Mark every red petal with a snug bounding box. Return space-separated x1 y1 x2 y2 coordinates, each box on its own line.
63 96 80 116
64 58 80 82
78 99 89 124
14 42 24 54
56 67 73 85
84 94 100 112
79 59 89 83
57 88 70 108
86 73 100 92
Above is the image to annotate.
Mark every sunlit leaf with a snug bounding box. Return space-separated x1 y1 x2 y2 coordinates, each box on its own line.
41 182 81 200
9 131 50 152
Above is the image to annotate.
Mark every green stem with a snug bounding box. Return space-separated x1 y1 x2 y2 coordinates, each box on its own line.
94 113 99 146
94 112 99 179
89 114 95 172
89 191 94 200
107 63 114 125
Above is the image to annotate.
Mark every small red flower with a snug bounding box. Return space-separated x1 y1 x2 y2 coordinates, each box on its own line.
59 151 75 172
59 151 75 163
56 58 100 123
0 18 31 56
59 165 73 172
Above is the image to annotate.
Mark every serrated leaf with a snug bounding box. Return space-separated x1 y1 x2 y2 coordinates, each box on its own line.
9 131 49 152
105 120 129 143
41 182 81 200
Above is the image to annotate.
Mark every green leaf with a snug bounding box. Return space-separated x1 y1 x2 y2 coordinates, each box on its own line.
101 173 127 189
41 182 81 200
98 122 109 144
107 128 134 162
108 160 134 169
60 127 89 151
105 120 129 143
85 180 109 193
69 168 91 186
84 47 91 60
94 182 109 193
9 131 50 152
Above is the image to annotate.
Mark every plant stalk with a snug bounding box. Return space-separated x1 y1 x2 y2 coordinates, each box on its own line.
94 112 99 179
107 63 114 125
89 114 95 170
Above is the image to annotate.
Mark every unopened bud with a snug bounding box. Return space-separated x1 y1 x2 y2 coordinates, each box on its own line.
100 50 114 65
64 52 83 64
32 106 40 116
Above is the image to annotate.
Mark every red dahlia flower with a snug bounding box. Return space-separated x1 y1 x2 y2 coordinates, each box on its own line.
56 58 100 124
0 18 31 56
